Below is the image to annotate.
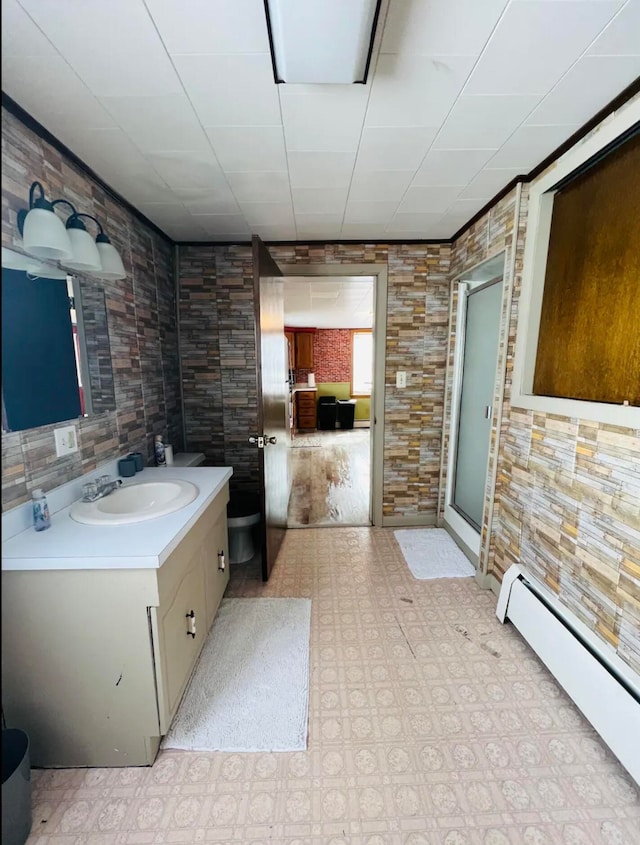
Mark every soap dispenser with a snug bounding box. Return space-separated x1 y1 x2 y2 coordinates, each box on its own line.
154 434 166 467
32 488 51 531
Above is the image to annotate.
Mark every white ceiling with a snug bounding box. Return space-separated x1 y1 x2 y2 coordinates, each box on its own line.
2 0 639 242
284 277 374 328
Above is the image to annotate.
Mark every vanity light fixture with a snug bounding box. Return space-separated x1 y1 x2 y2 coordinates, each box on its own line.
1 246 67 279
64 213 126 280
55 203 102 273
17 181 73 261
264 0 382 84
16 181 127 280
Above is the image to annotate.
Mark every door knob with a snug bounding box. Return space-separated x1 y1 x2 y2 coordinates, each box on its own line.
266 436 277 445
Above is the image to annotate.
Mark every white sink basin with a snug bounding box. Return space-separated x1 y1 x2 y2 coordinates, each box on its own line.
70 480 199 526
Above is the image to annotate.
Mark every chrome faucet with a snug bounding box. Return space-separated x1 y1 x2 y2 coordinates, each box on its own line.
81 475 123 502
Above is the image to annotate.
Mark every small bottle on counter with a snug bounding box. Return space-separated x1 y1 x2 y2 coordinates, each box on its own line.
165 444 174 466
154 434 166 467
32 488 51 532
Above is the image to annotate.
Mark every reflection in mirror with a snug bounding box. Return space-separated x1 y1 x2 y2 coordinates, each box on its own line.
1 248 115 433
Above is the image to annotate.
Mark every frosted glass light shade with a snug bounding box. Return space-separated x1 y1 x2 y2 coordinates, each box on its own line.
22 207 73 260
1 246 67 279
95 241 126 280
62 227 102 272
266 0 378 83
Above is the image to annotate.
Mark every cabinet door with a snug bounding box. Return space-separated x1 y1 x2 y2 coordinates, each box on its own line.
203 510 230 630
296 391 317 429
154 548 207 731
295 332 314 368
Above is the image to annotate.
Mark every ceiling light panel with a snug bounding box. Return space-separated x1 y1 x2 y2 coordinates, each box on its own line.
266 0 379 84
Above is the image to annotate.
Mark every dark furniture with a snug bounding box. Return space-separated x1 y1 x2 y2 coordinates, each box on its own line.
336 399 357 429
317 396 337 430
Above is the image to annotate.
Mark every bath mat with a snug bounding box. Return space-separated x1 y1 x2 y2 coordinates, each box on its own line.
291 436 323 448
394 528 475 579
163 597 311 752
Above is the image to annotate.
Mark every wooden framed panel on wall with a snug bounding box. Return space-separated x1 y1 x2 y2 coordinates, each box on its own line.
512 97 640 428
533 131 639 406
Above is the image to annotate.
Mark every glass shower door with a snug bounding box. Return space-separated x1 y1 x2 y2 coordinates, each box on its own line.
452 279 502 530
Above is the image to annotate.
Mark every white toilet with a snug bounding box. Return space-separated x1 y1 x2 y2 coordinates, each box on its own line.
171 452 206 467
227 496 261 563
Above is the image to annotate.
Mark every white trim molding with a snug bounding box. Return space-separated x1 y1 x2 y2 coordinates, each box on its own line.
512 96 640 428
497 564 640 785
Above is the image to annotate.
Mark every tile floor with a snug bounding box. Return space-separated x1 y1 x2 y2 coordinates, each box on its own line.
26 527 639 845
288 430 371 528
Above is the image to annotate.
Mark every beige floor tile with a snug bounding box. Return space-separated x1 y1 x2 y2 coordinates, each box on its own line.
27 527 640 845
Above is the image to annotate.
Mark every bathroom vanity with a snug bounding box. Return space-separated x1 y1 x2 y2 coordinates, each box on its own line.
1 466 232 767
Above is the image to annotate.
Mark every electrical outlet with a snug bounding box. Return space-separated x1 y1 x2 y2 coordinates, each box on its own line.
54 424 78 457
396 371 407 388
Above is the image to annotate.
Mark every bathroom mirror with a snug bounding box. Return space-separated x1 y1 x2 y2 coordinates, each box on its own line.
1 247 116 432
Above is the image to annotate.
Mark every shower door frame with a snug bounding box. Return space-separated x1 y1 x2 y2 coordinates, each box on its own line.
444 262 505 561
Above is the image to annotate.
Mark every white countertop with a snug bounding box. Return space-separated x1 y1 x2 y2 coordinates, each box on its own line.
292 384 318 393
2 466 233 572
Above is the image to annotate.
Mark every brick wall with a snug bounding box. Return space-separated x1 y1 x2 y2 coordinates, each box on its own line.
294 329 353 384
1 108 182 511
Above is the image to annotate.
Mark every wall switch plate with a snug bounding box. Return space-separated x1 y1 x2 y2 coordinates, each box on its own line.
396 371 407 388
54 424 78 457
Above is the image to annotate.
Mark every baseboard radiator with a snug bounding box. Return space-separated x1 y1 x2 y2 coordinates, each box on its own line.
497 564 640 784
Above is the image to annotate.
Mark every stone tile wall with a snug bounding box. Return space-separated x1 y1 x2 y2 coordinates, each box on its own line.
443 107 639 672
1 108 182 511
178 241 451 519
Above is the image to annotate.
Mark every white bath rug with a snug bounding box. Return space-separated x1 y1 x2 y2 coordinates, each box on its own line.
394 528 475 579
163 597 311 752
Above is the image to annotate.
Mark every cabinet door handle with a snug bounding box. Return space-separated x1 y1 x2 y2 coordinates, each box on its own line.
218 550 226 572
186 609 196 638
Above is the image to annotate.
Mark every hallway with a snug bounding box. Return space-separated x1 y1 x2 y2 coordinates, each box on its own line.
288 429 371 527
26 527 639 844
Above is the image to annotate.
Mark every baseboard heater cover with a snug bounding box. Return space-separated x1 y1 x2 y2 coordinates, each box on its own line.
497 564 640 785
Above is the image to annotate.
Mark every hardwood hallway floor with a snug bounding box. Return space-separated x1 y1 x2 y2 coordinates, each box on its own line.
287 429 371 527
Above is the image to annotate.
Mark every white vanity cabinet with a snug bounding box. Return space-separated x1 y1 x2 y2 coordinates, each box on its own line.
1 481 230 768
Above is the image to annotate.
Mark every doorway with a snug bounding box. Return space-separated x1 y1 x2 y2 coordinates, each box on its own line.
445 254 505 560
285 276 373 528
280 264 388 529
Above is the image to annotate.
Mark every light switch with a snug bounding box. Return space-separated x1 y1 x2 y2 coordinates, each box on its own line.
396 371 407 388
54 424 79 457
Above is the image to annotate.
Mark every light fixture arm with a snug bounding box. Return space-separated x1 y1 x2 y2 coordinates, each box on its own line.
51 198 79 218
17 181 58 235
28 181 47 208
68 212 111 242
